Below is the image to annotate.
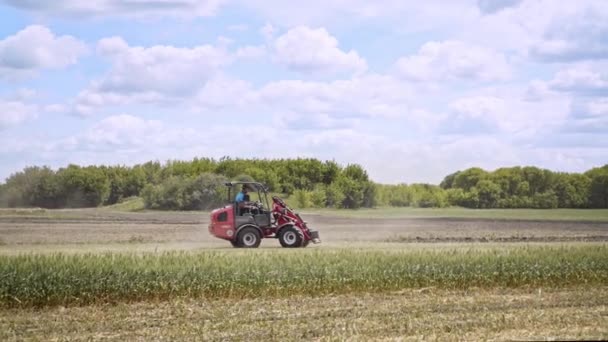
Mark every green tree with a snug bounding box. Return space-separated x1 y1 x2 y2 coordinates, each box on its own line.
531 191 558 209
2 166 63 208
335 175 363 209
125 166 147 197
553 173 591 208
522 166 554 194
343 164 369 182
324 182 345 208
410 184 448 208
188 173 227 210
476 180 502 208
446 188 465 206
586 166 608 208
57 165 110 207
321 161 341 185
452 168 488 191
310 185 327 208
293 189 312 209
440 171 460 189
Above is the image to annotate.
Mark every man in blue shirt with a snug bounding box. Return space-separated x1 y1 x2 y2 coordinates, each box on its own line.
235 186 248 203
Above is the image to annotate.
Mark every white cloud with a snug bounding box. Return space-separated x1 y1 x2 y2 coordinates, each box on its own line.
587 98 608 117
72 37 232 115
555 98 608 136
451 96 505 119
477 0 522 14
273 26 367 75
44 104 68 114
0 25 87 80
81 114 165 148
529 5 608 62
445 90 570 135
193 77 254 110
0 0 225 18
0 99 37 130
95 37 230 95
239 0 475 30
277 112 360 131
228 24 249 32
548 64 608 96
260 23 276 42
451 1 608 58
235 45 266 59
525 80 556 102
395 41 511 82
256 74 414 120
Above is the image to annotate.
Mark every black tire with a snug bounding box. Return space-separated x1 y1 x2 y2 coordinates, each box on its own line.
302 239 310 248
278 226 304 248
230 240 239 248
237 227 261 248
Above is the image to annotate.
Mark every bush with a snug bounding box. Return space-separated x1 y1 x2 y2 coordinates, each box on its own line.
310 186 327 208
531 191 558 209
293 189 312 209
324 182 345 208
410 184 448 208
142 173 226 210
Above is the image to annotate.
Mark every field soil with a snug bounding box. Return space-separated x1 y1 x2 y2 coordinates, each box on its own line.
1 208 607 251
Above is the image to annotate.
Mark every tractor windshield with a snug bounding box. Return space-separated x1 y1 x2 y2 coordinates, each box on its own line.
226 182 269 208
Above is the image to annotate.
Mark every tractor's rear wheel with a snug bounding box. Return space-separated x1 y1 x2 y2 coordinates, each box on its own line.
230 240 239 248
237 227 261 248
279 226 304 248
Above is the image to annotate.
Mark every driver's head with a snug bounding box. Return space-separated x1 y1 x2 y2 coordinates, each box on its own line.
242 185 248 193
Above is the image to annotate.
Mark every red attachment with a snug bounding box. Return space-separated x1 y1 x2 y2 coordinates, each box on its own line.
271 197 312 241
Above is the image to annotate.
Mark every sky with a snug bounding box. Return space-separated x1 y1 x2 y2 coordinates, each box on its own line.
0 0 606 184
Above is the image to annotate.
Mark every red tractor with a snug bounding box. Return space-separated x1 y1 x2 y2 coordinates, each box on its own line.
208 182 321 248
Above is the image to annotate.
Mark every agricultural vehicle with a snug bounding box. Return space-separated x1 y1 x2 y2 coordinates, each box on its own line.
208 182 321 248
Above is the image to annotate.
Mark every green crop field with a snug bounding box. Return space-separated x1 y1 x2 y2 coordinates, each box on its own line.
1 245 607 308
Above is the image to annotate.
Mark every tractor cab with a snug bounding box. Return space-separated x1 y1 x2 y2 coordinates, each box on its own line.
229 182 272 229
208 182 271 246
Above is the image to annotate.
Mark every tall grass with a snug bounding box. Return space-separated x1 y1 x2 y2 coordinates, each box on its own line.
1 245 607 307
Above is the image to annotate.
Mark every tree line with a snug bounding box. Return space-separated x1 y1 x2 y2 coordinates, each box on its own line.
0 158 606 210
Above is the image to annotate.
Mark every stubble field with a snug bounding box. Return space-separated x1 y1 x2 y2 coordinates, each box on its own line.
1 207 607 341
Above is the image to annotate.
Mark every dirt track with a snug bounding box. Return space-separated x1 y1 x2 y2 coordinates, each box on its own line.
1 209 607 248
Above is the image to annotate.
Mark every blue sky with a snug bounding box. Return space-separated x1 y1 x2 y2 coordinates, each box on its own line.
0 0 606 183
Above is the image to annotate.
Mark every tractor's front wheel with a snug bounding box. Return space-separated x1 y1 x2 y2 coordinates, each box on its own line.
230 240 239 248
279 226 305 248
237 227 261 248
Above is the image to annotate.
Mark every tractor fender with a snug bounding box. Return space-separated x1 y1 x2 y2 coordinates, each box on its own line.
235 224 263 239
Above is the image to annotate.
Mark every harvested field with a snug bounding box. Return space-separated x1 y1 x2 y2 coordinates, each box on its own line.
1 288 606 341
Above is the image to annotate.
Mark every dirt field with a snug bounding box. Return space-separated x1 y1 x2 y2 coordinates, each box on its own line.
1 208 607 251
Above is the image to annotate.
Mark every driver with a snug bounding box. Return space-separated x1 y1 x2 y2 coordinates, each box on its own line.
235 185 248 203
236 185 255 216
